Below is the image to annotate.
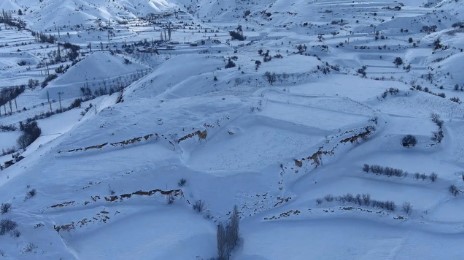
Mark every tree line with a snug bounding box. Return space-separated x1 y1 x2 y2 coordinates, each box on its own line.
0 85 25 116
0 9 26 30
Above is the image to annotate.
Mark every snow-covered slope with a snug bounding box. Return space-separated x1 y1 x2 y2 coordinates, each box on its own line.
1 0 464 259
2 0 174 30
46 52 149 99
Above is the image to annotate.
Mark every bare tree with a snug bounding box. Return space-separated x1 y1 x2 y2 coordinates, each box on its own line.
402 202 412 215
217 223 227 260
216 205 241 260
264 71 276 85
228 206 240 249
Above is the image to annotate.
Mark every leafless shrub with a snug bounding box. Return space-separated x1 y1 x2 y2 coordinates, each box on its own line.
0 203 11 214
402 202 412 215
193 200 205 213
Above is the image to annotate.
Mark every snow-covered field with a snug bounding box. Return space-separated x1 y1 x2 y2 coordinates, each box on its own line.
1 0 464 259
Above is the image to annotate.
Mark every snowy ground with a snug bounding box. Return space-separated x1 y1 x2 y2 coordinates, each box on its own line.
1 0 464 259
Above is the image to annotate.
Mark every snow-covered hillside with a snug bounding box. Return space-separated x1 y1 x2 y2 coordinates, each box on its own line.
1 0 173 30
1 0 464 259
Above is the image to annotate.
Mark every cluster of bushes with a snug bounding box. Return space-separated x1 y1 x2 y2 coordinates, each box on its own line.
264 71 277 85
217 206 240 260
316 193 398 212
420 25 437 33
193 200 205 213
22 110 54 123
1 147 16 157
258 49 273 62
357 66 367 77
225 58 236 69
80 103 94 116
363 164 438 182
432 38 443 51
402 202 412 215
23 242 37 253
412 85 446 98
80 87 93 97
31 31 56 44
17 121 41 150
115 91 124 104
41 74 58 88
380 88 399 99
0 85 25 115
295 44 307 54
317 62 338 75
431 113 444 143
17 60 28 66
25 189 36 201
229 25 246 41
0 9 26 30
28 79 40 89
20 97 86 126
69 98 82 109
55 64 70 74
452 22 464 28
363 164 405 177
62 42 80 52
431 113 444 127
255 60 261 71
80 76 137 98
61 42 80 61
93 86 121 96
393 57 403 67
450 97 461 104
453 84 464 92
0 124 17 132
413 172 438 182
0 219 18 236
449 185 460 197
402 135 417 147
1 203 11 214
0 201 19 237
177 178 187 187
